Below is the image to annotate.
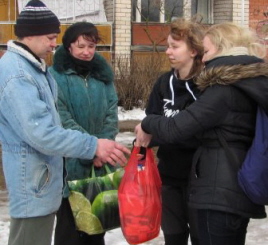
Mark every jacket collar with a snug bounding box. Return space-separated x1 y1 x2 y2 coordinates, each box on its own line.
197 55 268 112
196 55 268 91
7 40 47 72
52 45 114 84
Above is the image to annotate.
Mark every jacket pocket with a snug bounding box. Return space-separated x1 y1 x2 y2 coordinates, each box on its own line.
192 147 202 178
35 163 50 196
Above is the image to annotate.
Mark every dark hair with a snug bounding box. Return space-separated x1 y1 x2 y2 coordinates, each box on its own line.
62 22 101 49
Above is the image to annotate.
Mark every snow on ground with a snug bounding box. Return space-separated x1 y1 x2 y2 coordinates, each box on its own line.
118 107 146 121
1 108 268 244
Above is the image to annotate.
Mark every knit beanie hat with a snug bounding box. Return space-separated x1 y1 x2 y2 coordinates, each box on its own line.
14 0 60 37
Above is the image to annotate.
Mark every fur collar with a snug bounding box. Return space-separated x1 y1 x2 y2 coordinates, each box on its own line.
52 45 114 84
196 59 268 91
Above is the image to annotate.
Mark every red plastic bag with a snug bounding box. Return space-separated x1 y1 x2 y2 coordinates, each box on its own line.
118 146 162 244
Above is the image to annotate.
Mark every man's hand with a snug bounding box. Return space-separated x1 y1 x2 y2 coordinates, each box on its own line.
93 157 103 167
134 123 152 147
95 139 131 166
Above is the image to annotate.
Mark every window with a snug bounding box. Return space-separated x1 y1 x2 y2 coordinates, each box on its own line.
165 0 183 21
191 0 213 24
133 0 183 22
132 0 213 24
141 0 160 22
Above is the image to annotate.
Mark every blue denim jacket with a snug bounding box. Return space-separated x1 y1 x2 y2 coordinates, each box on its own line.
0 41 98 218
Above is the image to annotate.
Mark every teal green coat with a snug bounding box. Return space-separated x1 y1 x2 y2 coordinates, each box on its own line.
49 46 118 196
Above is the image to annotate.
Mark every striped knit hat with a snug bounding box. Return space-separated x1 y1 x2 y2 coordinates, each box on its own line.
14 0 60 37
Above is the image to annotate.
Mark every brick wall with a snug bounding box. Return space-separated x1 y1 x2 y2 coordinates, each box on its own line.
249 0 268 56
114 0 131 57
213 0 250 25
249 0 268 28
233 0 249 26
213 0 233 24
214 0 233 24
249 0 268 33
103 0 114 22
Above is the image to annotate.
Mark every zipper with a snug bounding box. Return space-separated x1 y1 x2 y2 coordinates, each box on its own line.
79 73 90 87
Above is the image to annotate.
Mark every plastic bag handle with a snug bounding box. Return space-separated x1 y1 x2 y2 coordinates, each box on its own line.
124 146 157 178
91 164 112 178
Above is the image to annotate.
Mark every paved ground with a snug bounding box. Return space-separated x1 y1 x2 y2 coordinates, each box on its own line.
1 187 268 244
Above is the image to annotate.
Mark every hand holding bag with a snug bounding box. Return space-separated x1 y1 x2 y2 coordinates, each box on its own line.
68 164 124 235
118 146 162 244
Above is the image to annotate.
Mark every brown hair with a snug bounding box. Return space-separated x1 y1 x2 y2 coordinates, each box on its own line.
170 18 205 78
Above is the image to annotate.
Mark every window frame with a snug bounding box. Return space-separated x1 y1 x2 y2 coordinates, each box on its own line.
133 0 213 24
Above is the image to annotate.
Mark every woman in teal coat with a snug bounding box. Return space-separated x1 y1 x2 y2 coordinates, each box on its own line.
49 22 118 245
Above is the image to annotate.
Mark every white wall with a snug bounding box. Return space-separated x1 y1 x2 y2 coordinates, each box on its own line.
18 0 107 23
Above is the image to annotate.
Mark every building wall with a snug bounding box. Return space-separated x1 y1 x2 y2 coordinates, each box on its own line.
249 0 268 56
233 0 249 26
103 0 114 22
1 0 267 60
249 0 268 32
214 0 233 23
0 0 17 21
213 0 249 24
114 0 131 57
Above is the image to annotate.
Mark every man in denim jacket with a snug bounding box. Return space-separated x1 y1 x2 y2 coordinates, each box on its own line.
0 1 130 245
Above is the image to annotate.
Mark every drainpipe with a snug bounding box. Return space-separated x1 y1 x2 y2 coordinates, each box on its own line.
73 0 75 21
136 0 141 22
241 0 245 26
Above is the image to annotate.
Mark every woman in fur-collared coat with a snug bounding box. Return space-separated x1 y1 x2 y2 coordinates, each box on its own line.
135 22 268 245
49 22 118 245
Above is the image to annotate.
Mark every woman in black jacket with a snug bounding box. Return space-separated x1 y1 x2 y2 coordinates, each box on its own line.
144 18 204 245
135 22 268 245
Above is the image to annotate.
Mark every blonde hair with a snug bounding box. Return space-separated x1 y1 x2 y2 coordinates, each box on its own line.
170 18 205 77
205 22 266 58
